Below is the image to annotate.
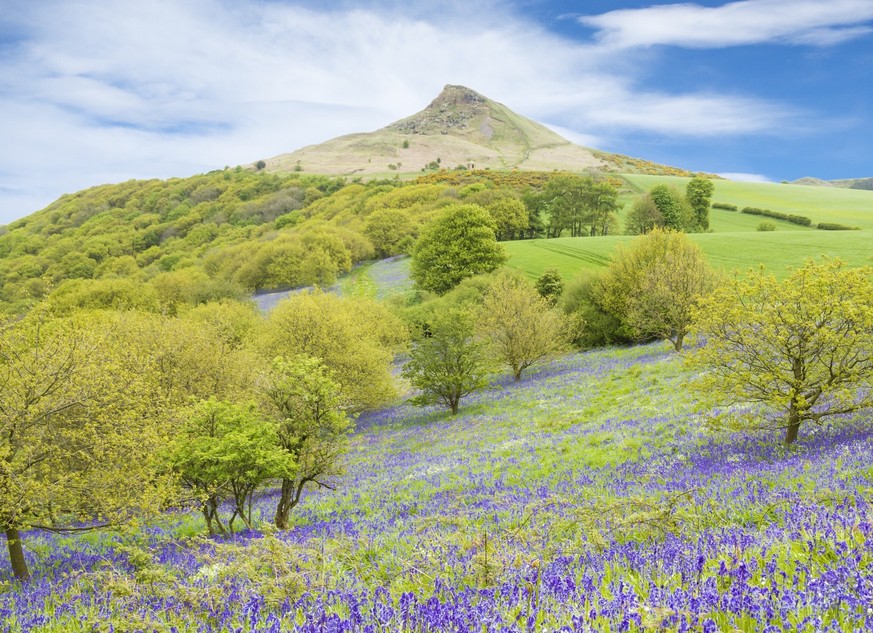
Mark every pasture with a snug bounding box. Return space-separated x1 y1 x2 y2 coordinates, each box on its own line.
504 231 873 281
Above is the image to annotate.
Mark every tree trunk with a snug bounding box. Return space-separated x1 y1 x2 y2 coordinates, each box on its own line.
274 478 296 530
784 405 802 445
5 527 30 582
672 332 685 352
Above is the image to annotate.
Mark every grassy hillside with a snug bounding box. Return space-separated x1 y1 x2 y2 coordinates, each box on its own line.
505 231 873 281
7 342 873 630
623 175 873 230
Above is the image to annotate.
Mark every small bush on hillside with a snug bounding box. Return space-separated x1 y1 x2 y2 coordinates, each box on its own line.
817 222 860 231
756 221 776 231
712 202 737 211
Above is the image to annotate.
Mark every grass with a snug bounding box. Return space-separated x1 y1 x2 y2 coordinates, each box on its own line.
505 231 873 281
622 174 873 230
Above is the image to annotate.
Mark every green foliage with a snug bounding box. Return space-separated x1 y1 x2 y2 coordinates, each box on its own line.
817 222 860 231
686 177 715 231
410 204 506 295
625 193 664 235
0 309 176 579
649 185 692 232
364 208 417 257
261 291 405 410
402 308 492 415
757 221 776 232
260 356 352 529
597 228 720 351
689 259 873 444
561 270 632 349
712 202 737 211
741 207 812 226
485 197 529 241
163 399 295 535
478 274 569 380
534 268 564 305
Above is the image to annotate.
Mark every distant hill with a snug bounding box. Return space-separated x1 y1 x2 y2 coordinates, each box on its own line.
261 85 696 178
793 176 873 190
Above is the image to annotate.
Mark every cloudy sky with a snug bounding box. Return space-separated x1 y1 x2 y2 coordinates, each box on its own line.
1 0 872 224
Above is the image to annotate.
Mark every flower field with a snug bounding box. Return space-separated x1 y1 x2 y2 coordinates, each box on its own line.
4 343 873 632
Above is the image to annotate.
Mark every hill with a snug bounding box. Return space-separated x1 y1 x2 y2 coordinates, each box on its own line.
261 85 696 178
9 340 873 629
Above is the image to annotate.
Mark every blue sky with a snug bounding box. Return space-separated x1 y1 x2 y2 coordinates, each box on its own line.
1 0 872 224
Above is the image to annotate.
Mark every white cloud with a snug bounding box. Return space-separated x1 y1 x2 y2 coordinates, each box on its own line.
580 0 873 49
0 0 820 223
717 172 773 182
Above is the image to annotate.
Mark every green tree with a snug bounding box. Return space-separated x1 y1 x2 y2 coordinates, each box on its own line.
410 204 506 295
534 268 564 305
486 197 528 241
649 185 692 232
0 310 173 581
163 399 295 535
478 274 568 380
597 228 719 351
625 193 664 235
689 259 873 445
261 291 404 410
261 356 352 530
364 208 416 257
402 309 491 415
686 177 715 231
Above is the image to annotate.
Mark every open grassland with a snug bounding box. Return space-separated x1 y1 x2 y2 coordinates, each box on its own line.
6 343 873 631
622 175 873 230
505 231 873 281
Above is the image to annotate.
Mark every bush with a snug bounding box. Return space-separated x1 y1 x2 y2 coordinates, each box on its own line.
741 207 812 226
756 222 776 232
816 223 860 231
712 202 737 211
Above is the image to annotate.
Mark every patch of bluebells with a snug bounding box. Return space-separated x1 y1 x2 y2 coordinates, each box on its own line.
4 343 873 631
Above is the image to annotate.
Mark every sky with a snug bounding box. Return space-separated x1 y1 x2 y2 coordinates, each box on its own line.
1 0 872 224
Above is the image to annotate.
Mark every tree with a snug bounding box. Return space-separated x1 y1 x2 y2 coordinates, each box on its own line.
584 181 620 236
625 194 664 235
534 268 564 305
597 228 720 351
0 310 172 581
364 208 416 257
402 309 492 415
478 275 569 380
686 177 715 231
410 204 506 294
261 356 352 530
163 399 295 535
649 185 692 232
689 259 873 445
486 197 528 241
261 291 405 410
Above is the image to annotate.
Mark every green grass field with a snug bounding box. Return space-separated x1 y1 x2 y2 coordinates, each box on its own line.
622 174 873 230
505 231 873 281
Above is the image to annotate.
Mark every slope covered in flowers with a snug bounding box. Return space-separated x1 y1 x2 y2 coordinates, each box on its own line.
4 343 873 632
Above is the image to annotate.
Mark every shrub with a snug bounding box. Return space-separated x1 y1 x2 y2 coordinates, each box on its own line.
712 202 737 211
756 221 776 231
816 222 860 231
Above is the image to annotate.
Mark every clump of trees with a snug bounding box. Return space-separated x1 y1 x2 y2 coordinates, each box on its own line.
689 259 873 445
626 177 715 234
563 229 719 351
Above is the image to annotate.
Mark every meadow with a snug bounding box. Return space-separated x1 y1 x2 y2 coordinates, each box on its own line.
504 230 873 282
4 340 873 632
621 176 873 231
